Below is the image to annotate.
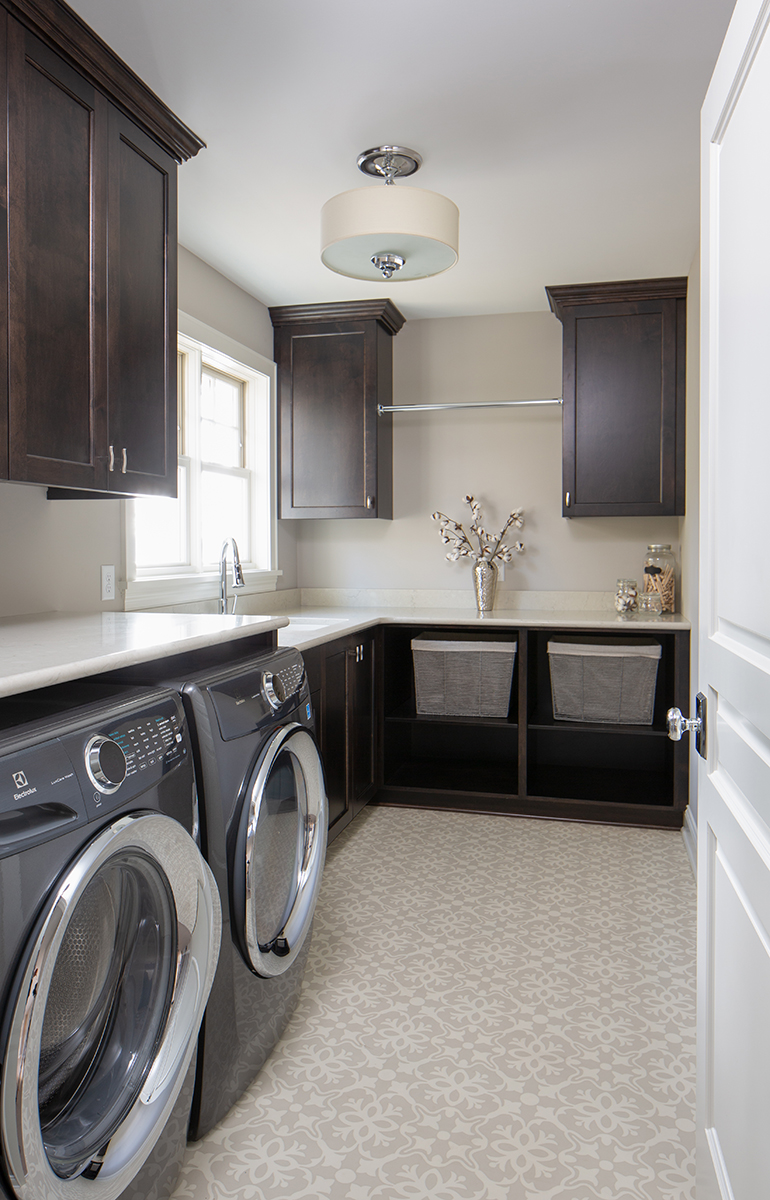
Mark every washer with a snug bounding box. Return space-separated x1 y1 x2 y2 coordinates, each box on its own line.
0 683 221 1200
166 647 327 1140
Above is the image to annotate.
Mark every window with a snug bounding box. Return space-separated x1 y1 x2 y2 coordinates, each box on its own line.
124 320 278 610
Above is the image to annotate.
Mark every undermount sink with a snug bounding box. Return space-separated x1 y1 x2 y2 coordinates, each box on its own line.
284 616 349 632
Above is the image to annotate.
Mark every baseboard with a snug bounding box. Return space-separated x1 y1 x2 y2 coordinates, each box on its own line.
681 804 697 879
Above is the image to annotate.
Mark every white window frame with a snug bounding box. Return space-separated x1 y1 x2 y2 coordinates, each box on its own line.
123 312 279 611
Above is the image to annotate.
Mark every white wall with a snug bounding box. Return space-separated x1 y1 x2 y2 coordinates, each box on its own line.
295 310 683 599
0 247 290 618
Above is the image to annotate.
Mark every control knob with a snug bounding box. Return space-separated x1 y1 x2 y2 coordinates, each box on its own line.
261 672 287 712
85 736 127 794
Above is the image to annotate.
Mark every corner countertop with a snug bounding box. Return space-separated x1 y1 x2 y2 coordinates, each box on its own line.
0 611 288 698
276 605 690 651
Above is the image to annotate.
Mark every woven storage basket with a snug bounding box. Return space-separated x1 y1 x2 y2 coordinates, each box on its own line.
547 636 661 725
411 635 517 717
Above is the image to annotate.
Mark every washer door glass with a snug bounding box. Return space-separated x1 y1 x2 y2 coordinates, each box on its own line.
1 812 222 1200
240 724 327 977
39 850 176 1179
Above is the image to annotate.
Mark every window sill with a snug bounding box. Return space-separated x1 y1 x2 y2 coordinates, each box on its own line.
124 570 282 612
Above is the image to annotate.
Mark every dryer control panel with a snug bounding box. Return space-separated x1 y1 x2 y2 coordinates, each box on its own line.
207 650 310 741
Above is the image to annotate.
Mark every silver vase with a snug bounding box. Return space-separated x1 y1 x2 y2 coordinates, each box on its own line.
472 559 498 613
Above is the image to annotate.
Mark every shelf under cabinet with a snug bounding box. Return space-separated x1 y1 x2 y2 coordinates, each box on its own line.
528 708 669 737
386 702 517 729
527 764 673 806
384 758 518 796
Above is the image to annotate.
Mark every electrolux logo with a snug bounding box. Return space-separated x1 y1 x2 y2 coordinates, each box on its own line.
12 769 37 801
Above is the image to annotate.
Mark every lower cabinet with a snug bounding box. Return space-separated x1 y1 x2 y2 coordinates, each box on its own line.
303 627 378 844
305 621 689 838
377 623 690 830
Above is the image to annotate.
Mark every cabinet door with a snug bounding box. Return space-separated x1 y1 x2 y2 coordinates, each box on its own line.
349 631 377 814
275 320 391 519
107 107 177 496
560 294 686 517
324 646 352 836
6 20 108 490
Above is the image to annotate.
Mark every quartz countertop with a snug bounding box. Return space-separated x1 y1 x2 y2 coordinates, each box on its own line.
276 605 690 651
0 611 288 698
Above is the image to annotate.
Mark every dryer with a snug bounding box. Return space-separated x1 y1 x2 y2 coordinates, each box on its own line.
0 684 221 1200
166 647 327 1140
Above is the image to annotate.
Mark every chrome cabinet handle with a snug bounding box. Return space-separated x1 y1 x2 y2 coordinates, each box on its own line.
121 448 127 474
366 496 375 510
109 445 114 472
565 491 571 507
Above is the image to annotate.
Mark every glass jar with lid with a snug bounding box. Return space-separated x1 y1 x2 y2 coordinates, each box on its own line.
615 579 638 614
643 545 676 612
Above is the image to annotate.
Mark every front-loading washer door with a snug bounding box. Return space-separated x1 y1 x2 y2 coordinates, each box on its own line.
236 724 327 978
1 812 221 1200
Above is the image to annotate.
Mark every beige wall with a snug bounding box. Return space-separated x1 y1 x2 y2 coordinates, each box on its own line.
295 311 683 597
0 256 697 619
178 247 274 361
0 248 282 618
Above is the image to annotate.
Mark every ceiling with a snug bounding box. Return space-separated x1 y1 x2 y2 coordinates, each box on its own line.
68 0 736 320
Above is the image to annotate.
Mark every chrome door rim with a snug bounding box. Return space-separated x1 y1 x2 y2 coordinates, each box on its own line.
1 812 222 1200
244 724 327 977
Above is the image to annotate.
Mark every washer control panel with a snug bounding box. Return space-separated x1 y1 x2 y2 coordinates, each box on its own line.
85 736 127 794
64 698 188 815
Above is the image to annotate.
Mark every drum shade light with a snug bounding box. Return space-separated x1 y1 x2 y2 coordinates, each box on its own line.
321 146 459 283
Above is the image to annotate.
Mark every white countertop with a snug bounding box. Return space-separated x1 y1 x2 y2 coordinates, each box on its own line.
0 611 288 698
276 605 690 651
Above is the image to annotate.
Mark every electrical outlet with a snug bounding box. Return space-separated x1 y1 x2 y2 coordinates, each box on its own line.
101 565 116 602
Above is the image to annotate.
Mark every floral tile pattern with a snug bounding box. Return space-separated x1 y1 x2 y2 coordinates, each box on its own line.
172 808 696 1200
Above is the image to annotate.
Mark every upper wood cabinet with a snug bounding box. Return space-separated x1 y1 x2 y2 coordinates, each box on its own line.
0 1 202 498
270 300 405 519
546 278 687 518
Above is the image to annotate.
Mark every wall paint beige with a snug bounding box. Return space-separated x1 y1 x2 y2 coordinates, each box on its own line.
295 310 683 596
178 247 274 360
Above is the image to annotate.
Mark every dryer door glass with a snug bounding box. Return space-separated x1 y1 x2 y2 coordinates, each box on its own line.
253 749 304 947
241 724 328 977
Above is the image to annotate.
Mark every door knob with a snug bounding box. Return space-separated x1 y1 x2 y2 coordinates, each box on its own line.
667 692 707 758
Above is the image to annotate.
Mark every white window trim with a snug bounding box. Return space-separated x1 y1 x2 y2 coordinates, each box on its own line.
123 312 279 611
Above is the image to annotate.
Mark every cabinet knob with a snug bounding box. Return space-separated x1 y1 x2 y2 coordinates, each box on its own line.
366 495 375 510
122 448 128 474
109 445 115 472
565 491 571 507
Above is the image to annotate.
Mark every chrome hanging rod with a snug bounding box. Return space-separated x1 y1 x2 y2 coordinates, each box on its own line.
377 398 563 414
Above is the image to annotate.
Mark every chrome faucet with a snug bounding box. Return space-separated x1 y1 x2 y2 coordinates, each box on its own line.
219 538 245 614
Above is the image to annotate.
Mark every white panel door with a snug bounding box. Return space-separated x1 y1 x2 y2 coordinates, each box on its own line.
698 3 770 1197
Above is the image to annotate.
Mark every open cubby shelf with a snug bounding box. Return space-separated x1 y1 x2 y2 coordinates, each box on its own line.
374 622 689 829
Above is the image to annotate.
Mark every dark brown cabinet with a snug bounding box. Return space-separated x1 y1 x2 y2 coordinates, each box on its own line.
0 1 201 498
377 622 690 830
546 278 687 518
270 300 405 519
303 627 379 843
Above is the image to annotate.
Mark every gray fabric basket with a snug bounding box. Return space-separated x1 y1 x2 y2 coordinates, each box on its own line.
547 636 662 725
412 636 517 717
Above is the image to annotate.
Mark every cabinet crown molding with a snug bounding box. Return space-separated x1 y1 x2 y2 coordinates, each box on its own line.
3 0 205 161
269 299 406 337
545 276 688 322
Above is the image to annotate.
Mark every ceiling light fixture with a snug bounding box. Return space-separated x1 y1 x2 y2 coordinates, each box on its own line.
321 146 459 283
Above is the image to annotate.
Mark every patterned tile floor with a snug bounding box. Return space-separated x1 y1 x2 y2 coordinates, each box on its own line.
172 807 696 1200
